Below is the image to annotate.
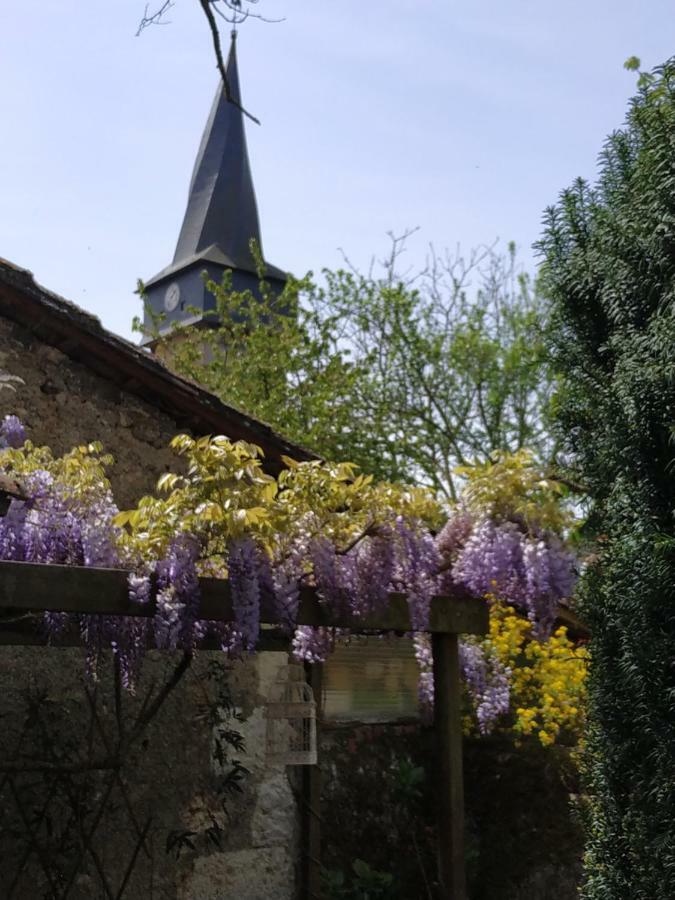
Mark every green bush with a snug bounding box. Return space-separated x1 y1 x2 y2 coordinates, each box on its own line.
539 58 675 898
323 859 398 899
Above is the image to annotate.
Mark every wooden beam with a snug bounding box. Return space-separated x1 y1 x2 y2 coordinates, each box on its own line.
293 588 488 636
0 560 137 614
432 632 466 900
303 663 324 900
0 561 489 636
0 615 292 653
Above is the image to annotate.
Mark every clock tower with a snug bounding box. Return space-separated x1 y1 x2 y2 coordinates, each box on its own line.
142 32 286 340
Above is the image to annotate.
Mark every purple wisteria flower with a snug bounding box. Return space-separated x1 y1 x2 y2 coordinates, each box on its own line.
292 625 335 664
0 496 28 560
0 414 26 449
351 529 396 617
311 536 344 611
270 542 304 630
108 574 154 691
0 469 120 569
226 536 261 652
453 519 524 603
413 633 434 714
0 414 578 718
393 517 442 632
452 517 577 639
459 640 511 734
155 535 200 651
436 508 474 562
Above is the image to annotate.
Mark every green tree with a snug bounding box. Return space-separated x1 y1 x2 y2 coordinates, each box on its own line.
539 58 675 899
148 237 552 500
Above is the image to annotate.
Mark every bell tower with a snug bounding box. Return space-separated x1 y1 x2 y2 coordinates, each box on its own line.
142 32 286 339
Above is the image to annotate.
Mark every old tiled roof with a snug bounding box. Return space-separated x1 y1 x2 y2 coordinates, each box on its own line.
0 257 316 472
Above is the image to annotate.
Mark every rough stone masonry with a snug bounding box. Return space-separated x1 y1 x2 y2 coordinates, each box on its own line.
0 278 302 899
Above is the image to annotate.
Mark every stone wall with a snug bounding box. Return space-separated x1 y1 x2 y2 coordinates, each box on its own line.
0 647 300 899
187 653 301 900
0 314 182 506
0 312 301 899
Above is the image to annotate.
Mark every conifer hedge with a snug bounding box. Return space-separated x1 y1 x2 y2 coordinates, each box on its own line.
540 60 675 899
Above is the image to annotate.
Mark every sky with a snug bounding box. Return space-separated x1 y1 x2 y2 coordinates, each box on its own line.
0 1 673 341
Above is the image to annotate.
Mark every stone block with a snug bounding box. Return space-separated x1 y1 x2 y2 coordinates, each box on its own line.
185 847 295 900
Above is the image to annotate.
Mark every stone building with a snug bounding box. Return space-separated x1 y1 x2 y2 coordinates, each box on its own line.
0 258 311 503
0 30 317 898
0 257 314 899
0 258 585 900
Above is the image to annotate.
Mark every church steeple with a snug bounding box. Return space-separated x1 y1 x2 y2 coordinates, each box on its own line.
143 33 286 337
173 33 262 271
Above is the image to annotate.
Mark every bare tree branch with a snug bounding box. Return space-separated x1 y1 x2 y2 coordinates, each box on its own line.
136 1 175 35
137 1 286 126
197 0 262 124
212 0 284 26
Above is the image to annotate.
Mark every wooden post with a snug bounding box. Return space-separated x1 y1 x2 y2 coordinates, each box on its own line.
432 632 466 900
303 662 324 900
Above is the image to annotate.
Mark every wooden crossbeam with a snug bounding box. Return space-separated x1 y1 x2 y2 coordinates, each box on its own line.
0 560 489 636
0 620 293 653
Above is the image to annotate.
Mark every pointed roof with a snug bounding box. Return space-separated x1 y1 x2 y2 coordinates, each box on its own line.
146 33 285 286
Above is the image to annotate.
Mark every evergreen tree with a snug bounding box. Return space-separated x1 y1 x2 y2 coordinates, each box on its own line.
539 59 675 898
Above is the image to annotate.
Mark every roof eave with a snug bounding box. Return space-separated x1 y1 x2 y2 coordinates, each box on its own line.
0 258 316 473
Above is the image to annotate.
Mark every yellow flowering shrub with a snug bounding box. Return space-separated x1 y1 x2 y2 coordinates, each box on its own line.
487 602 588 746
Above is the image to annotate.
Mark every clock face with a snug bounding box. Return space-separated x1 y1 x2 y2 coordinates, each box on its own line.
164 282 181 312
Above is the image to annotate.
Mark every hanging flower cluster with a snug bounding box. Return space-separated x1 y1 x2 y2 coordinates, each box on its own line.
459 641 512 734
0 424 579 733
452 519 576 638
0 429 445 689
427 450 581 736
411 503 578 723
0 414 25 449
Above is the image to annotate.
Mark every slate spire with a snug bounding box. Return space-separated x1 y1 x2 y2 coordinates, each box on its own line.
172 32 262 271
143 32 285 337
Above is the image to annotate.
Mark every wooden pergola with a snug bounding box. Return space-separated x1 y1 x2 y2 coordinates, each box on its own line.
0 558 488 900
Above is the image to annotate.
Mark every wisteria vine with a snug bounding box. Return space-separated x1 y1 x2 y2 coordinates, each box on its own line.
0 418 578 731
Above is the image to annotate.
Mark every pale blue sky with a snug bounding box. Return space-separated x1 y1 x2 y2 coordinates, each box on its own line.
0 1 672 340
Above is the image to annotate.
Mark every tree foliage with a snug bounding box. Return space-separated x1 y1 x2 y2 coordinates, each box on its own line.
539 58 675 898
149 237 552 501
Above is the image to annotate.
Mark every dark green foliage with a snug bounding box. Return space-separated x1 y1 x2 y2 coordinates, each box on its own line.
323 859 398 900
539 58 675 898
320 725 581 899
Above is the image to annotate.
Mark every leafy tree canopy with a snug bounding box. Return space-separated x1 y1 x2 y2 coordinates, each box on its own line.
142 236 553 501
